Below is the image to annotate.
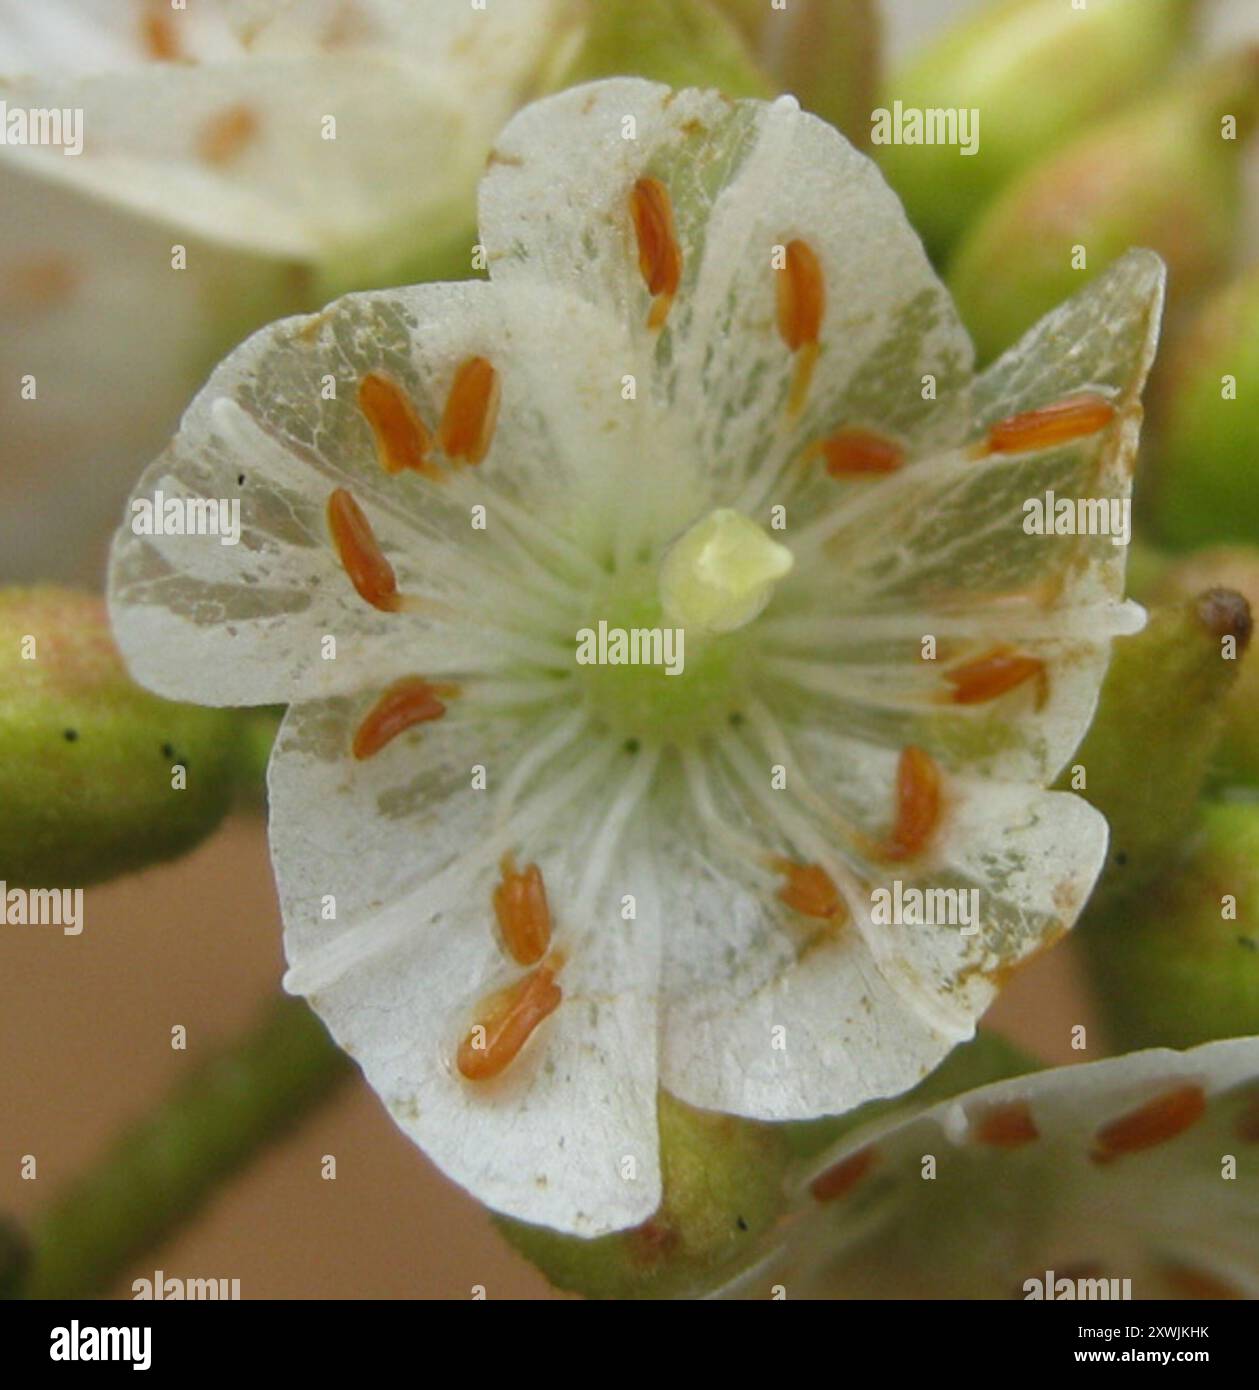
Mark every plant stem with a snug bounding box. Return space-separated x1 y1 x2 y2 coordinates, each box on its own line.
21 994 351 1299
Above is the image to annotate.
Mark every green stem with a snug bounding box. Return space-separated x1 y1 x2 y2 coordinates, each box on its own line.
21 995 350 1300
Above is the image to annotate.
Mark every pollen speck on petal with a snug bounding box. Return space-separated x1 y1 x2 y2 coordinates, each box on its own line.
439 356 501 466
326 487 402 613
457 964 563 1082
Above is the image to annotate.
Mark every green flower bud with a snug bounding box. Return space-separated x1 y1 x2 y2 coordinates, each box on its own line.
1060 591 1252 909
877 0 1199 262
1150 267 1259 551
949 51 1259 364
1082 799 1259 1050
1153 547 1259 787
497 1090 790 1299
0 588 245 887
555 0 772 99
716 0 881 144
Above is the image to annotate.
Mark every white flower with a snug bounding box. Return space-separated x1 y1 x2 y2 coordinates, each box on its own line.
0 0 567 581
109 78 1163 1235
722 1036 1259 1299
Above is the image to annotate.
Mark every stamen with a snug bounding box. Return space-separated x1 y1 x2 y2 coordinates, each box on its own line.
197 104 260 166
141 5 181 62
878 745 941 862
970 1100 1039 1148
944 647 1047 706
358 372 436 477
772 857 846 924
978 394 1117 458
630 177 682 330
776 239 824 416
1090 1084 1206 1164
810 427 905 478
810 1148 875 1202
439 357 501 466
326 487 402 612
456 963 562 1082
351 678 453 760
493 854 551 966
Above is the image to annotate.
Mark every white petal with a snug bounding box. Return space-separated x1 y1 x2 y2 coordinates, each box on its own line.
656 742 1106 1119
272 698 662 1234
479 79 974 505
0 56 481 263
0 158 304 583
108 275 664 704
725 1037 1259 1299
763 251 1166 785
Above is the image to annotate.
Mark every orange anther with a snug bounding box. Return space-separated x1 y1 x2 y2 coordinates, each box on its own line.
813 427 906 477
980 394 1117 458
630 177 682 330
776 240 825 416
197 104 260 166
141 5 181 62
971 1100 1039 1148
326 487 401 612
358 372 435 477
494 855 551 966
879 745 941 862
810 1147 875 1202
944 647 1047 706
773 858 846 923
456 965 563 1082
1090 1084 1206 1165
776 239 825 351
351 677 453 760
439 356 501 466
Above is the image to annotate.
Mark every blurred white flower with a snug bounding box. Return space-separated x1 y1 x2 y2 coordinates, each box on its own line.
110 78 1161 1234
0 0 569 581
723 1036 1259 1299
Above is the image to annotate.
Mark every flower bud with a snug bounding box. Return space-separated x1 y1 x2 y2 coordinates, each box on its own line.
556 0 771 99
0 588 246 887
949 51 1259 364
1059 591 1252 909
1150 267 1259 551
1082 799 1259 1050
877 0 1199 261
497 1091 790 1299
1152 547 1259 787
716 0 881 145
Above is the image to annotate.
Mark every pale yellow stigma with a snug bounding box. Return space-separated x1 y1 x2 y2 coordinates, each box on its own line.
659 509 794 636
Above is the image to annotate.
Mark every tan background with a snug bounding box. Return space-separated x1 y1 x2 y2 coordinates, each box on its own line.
1 811 1098 1300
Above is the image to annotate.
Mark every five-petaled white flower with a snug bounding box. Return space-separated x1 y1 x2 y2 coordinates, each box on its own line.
109 78 1164 1235
721 1036 1259 1299
0 0 566 580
